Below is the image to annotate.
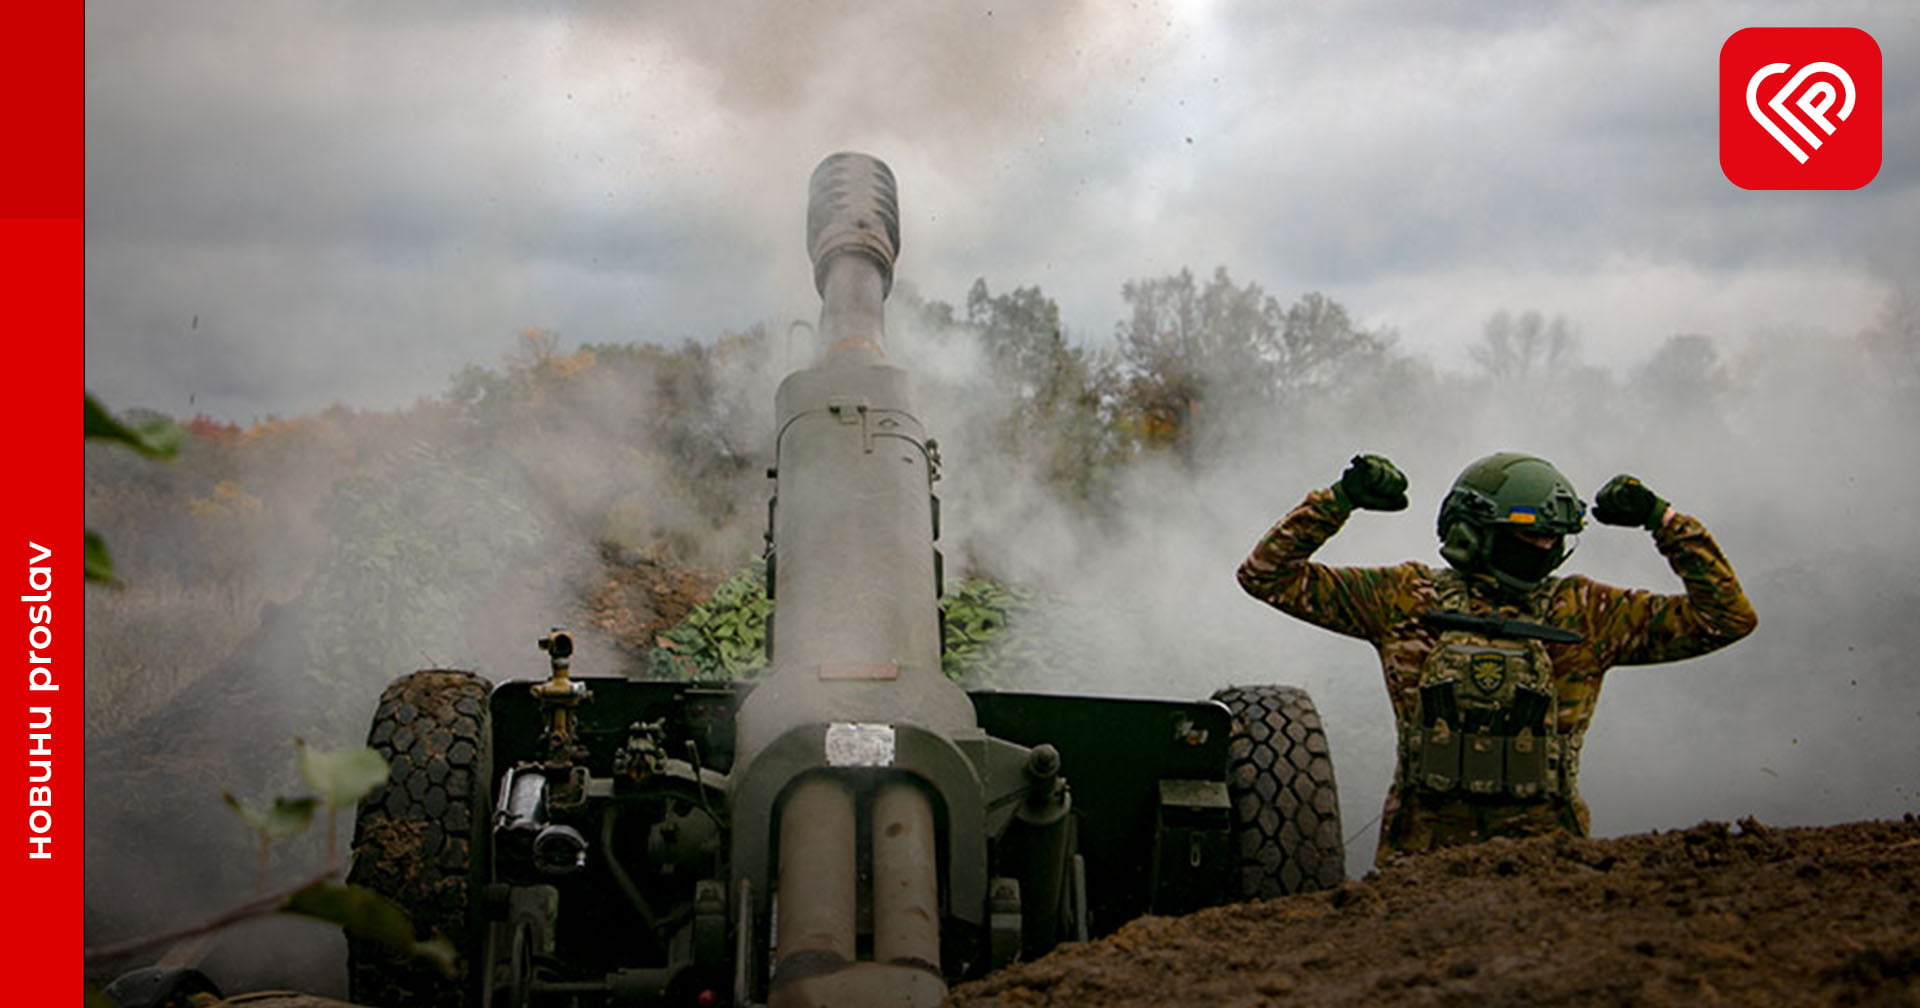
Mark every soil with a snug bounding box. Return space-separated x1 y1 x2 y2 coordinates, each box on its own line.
949 816 1920 1008
578 542 724 662
196 819 1920 1008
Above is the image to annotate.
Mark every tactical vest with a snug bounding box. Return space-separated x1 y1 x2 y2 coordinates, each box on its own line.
1398 572 1577 802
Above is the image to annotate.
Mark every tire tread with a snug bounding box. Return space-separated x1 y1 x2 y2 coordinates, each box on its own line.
1213 684 1345 898
347 669 492 1008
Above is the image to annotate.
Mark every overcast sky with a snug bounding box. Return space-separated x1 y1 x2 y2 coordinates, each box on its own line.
86 0 1917 422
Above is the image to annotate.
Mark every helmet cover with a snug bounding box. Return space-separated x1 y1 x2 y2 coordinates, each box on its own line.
1436 452 1587 593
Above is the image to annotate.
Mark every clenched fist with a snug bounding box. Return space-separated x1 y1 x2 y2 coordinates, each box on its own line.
1337 454 1409 512
1592 474 1669 530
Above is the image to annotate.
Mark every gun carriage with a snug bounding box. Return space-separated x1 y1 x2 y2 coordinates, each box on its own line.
346 153 1344 1008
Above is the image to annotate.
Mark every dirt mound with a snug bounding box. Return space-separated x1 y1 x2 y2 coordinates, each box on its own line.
951 816 1920 1007
578 542 724 662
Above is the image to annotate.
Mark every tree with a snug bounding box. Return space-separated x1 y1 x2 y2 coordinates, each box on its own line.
1279 291 1395 394
1112 268 1391 460
1471 309 1578 381
508 325 562 370
968 278 1067 399
963 279 1116 500
1633 334 1728 427
1113 267 1281 459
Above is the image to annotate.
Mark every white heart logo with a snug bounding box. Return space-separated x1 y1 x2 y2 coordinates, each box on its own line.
1746 61 1857 163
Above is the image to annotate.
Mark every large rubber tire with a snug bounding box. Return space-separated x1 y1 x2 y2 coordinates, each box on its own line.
346 669 493 1008
1213 684 1345 897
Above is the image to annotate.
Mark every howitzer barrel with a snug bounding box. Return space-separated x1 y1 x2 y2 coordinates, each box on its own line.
730 153 984 1007
733 154 978 762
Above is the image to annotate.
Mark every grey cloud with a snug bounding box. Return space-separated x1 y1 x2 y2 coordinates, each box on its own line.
86 1 1916 414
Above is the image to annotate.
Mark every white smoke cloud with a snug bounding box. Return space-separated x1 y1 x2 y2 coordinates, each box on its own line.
882 284 1920 874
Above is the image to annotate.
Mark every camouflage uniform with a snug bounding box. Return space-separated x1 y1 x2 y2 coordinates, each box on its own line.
1238 486 1758 864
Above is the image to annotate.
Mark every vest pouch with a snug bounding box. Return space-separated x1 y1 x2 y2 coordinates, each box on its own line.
1505 730 1547 798
1409 679 1463 792
1414 721 1461 792
1461 730 1503 795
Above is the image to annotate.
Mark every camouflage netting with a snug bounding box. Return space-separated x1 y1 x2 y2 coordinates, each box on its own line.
646 559 1102 688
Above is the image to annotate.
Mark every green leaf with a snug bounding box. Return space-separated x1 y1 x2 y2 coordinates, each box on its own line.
283 881 457 977
296 740 390 810
84 529 116 585
223 792 318 844
84 393 184 458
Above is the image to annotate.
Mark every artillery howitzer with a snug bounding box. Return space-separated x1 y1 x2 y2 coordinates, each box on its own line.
346 153 1344 1007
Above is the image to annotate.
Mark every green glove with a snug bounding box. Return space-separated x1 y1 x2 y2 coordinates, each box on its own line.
1592 474 1668 530
1336 454 1408 511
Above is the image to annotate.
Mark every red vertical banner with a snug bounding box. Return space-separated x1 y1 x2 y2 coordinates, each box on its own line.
1 1 85 1001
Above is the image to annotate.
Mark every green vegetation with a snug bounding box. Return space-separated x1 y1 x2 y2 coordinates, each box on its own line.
650 559 773 680
87 741 451 985
84 392 184 583
646 560 1049 686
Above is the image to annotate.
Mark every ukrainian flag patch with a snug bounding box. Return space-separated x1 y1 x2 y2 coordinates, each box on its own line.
1507 506 1539 524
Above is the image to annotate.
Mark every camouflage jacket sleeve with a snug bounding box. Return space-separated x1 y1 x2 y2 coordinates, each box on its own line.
1567 510 1759 666
1236 487 1424 642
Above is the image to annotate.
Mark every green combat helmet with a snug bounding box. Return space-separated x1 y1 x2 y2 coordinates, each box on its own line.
1436 452 1587 595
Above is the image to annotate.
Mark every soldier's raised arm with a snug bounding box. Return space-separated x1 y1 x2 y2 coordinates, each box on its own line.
1237 454 1419 642
1579 474 1758 665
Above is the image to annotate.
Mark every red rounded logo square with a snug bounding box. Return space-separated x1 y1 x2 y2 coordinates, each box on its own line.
1720 27 1881 190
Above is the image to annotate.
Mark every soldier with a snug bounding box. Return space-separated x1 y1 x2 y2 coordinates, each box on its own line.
1237 452 1757 863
